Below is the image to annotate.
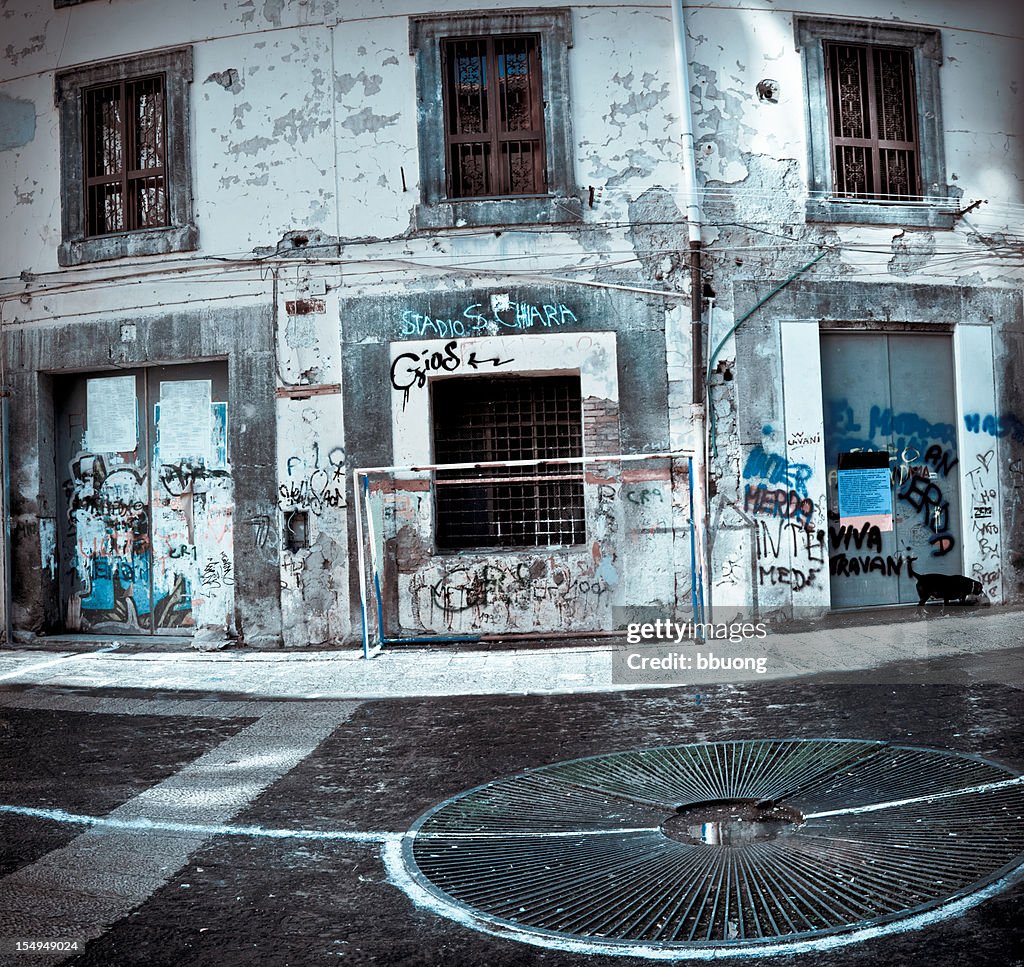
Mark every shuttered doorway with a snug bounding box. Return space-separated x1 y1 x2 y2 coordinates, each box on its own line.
821 333 962 608
54 362 233 635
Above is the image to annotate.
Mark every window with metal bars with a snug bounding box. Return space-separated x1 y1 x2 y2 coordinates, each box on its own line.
794 18 950 229
442 35 546 199
56 48 197 266
824 42 920 201
409 10 579 230
432 376 585 550
83 76 168 236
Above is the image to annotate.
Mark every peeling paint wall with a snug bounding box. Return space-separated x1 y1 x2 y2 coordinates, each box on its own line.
681 0 1023 616
0 0 1020 645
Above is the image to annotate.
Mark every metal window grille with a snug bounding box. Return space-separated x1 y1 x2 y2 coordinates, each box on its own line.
431 376 585 549
824 42 920 201
441 35 546 199
83 74 168 236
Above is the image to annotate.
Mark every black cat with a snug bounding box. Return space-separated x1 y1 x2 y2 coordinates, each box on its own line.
906 559 983 606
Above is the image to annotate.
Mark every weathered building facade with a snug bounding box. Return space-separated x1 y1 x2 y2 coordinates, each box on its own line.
0 0 1020 647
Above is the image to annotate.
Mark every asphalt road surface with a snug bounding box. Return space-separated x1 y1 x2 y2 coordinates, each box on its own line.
1 678 1022 967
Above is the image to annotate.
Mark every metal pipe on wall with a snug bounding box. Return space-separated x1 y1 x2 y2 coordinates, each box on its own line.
0 300 10 645
671 0 710 620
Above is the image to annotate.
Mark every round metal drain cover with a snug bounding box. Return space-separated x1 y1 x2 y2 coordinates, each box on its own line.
400 739 1024 955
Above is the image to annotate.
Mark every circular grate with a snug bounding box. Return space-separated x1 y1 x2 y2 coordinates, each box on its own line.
400 739 1024 955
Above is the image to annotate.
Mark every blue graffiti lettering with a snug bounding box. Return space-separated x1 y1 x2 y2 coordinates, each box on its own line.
964 412 1024 445
742 446 813 497
396 302 580 339
868 406 956 447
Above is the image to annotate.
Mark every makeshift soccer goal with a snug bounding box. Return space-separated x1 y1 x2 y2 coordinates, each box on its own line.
354 451 705 655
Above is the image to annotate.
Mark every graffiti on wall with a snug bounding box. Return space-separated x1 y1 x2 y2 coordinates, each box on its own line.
64 392 234 633
826 399 959 561
964 411 1024 445
743 445 813 496
149 397 234 630
279 445 346 516
744 485 815 527
65 454 153 629
828 522 915 578
965 447 1001 600
755 518 825 591
397 301 579 340
742 438 823 593
390 340 515 408
372 453 683 638
408 557 609 631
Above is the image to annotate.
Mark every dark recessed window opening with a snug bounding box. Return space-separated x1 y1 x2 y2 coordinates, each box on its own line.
432 375 585 550
84 74 168 236
442 35 546 199
824 42 920 201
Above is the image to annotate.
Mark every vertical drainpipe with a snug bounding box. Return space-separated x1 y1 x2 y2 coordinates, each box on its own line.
0 304 9 645
1 395 9 645
671 0 710 621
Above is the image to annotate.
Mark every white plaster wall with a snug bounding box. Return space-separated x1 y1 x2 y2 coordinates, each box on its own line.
193 30 339 252
275 286 351 645
330 16 418 240
683 0 1022 285
569 5 686 224
779 320 830 613
3 0 1018 286
954 325 1004 602
0 0 697 274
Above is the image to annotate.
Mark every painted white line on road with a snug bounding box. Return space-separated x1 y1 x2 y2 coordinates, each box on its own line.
0 644 119 683
0 803 658 843
0 803 398 844
803 775 1024 819
0 703 356 965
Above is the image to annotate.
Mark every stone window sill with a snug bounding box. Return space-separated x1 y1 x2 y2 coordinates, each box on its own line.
414 195 583 232
805 198 955 230
57 224 198 267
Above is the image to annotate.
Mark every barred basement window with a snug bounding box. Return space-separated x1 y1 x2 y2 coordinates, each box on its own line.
825 42 919 200
432 376 585 550
442 35 546 198
84 76 168 236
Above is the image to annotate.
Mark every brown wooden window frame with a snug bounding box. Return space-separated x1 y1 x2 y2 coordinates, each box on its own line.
409 8 580 231
823 41 921 202
56 48 197 266
794 17 951 229
441 34 547 200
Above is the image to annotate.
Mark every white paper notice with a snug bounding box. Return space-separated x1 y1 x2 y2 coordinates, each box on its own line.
159 380 213 460
86 375 138 452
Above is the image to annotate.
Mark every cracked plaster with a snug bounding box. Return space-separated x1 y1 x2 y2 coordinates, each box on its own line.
205 69 243 94
4 33 44 66
340 107 399 136
888 231 937 276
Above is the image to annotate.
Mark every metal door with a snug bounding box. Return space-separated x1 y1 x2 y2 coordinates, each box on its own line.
821 333 962 608
55 363 233 634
